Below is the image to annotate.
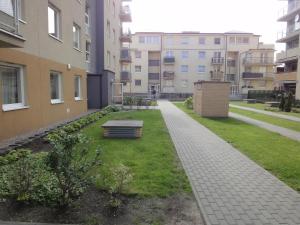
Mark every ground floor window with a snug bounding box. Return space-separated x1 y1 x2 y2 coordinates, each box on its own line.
50 71 63 104
135 79 141 86
74 75 82 100
0 63 26 111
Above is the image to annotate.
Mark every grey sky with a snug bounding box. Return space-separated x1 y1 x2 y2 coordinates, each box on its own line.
128 0 287 51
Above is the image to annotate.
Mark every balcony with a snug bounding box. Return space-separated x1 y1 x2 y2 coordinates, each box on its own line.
120 29 132 43
120 48 132 63
275 71 297 82
242 72 264 79
278 1 300 21
121 71 131 82
276 48 299 63
164 56 175 64
163 71 175 80
243 57 274 66
148 73 160 84
210 71 224 81
211 57 224 65
120 5 132 22
277 24 300 42
0 0 25 47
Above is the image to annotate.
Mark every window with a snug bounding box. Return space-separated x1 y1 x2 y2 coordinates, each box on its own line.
106 20 111 39
107 51 111 67
214 37 221 45
74 76 81 100
198 65 206 73
181 37 189 45
166 50 174 57
199 37 206 45
229 37 235 44
0 63 26 111
135 50 142 58
135 80 141 86
227 59 236 67
1 0 14 16
86 41 91 62
135 65 142 72
48 4 61 39
85 3 90 34
113 29 116 43
73 23 81 49
237 37 249 44
181 65 189 73
148 73 159 80
50 71 63 104
181 51 189 59
198 51 206 59
17 0 25 21
139 36 160 44
148 60 160 67
166 37 173 45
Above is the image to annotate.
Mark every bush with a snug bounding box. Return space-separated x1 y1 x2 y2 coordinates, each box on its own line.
184 97 193 109
123 96 135 106
284 92 293 112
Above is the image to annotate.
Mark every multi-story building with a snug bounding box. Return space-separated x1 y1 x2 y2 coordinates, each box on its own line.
0 0 88 142
124 32 275 98
87 0 132 108
276 0 300 100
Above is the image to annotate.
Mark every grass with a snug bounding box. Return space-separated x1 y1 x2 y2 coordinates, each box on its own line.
230 101 300 118
175 103 300 192
81 110 191 197
230 107 300 132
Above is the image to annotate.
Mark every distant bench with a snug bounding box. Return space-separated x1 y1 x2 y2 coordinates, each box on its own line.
243 99 257 104
102 120 144 138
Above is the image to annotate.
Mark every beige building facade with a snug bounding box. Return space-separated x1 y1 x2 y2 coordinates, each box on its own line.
124 32 275 98
0 0 88 141
276 0 300 100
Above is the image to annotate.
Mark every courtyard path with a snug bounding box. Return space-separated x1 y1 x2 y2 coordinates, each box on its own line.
229 112 300 142
230 104 300 122
159 100 300 225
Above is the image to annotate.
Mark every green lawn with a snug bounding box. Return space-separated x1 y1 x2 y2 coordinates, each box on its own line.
175 103 300 192
230 107 300 132
81 110 191 197
231 101 300 118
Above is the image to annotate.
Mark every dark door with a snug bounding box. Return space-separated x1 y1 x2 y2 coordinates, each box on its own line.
87 75 102 109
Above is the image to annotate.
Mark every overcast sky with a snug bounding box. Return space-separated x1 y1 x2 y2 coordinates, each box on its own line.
128 0 287 52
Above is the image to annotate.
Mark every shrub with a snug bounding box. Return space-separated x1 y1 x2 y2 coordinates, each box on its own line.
184 97 193 109
123 96 135 106
284 92 293 112
45 132 101 208
279 93 285 111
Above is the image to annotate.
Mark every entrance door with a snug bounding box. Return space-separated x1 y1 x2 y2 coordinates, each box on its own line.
87 75 102 109
149 84 160 99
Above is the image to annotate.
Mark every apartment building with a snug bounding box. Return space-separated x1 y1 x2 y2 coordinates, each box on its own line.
87 0 132 108
123 32 275 98
0 0 88 142
276 0 300 100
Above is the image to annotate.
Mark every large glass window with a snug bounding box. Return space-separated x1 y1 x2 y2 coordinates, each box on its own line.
48 4 61 38
198 65 206 73
73 23 81 49
86 41 91 62
181 65 189 73
74 76 81 100
198 51 206 59
50 71 63 104
0 0 14 16
0 64 26 111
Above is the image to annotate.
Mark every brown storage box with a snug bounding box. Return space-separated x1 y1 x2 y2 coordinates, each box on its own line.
193 81 230 118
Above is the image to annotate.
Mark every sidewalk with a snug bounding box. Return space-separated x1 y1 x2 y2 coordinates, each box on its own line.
229 112 300 142
230 104 300 122
159 100 300 225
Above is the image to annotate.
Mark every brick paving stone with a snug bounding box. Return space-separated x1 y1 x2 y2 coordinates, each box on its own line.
158 101 300 225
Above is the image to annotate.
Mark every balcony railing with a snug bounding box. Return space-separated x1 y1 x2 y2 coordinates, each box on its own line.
275 71 297 81
0 0 19 35
277 24 300 40
164 56 175 64
120 29 132 42
163 71 175 80
243 57 274 65
120 5 132 22
278 0 300 19
211 57 224 65
120 48 132 63
121 71 131 82
242 72 264 79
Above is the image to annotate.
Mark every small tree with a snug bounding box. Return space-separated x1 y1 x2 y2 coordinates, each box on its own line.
279 93 285 111
284 92 293 112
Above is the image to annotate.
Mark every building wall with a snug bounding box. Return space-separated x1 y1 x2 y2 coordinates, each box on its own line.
0 0 88 142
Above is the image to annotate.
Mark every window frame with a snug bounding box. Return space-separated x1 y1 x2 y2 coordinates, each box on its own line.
135 65 142 72
135 50 142 58
50 71 63 104
48 3 61 40
135 79 142 86
73 23 81 50
181 51 189 59
198 51 206 59
86 41 91 62
74 75 82 101
214 37 221 45
0 63 27 112
180 65 189 73
197 65 206 73
199 37 206 45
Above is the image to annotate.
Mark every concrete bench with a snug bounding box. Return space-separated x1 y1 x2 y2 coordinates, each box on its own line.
102 120 144 138
265 102 280 108
243 99 257 104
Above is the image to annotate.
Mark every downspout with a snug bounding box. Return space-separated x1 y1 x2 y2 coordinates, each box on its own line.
224 35 227 82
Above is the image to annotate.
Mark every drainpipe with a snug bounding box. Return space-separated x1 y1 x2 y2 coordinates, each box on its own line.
238 50 248 93
224 35 228 82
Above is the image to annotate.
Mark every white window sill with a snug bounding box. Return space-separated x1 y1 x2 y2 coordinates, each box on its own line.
51 100 64 105
2 105 29 112
19 19 27 24
75 97 83 101
49 34 63 43
73 47 82 53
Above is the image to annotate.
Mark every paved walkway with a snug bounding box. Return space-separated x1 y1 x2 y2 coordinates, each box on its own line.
159 101 300 225
230 104 300 122
230 112 300 142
